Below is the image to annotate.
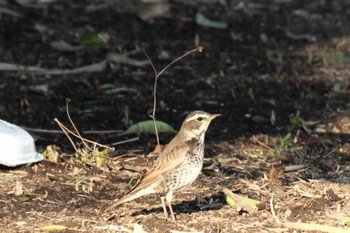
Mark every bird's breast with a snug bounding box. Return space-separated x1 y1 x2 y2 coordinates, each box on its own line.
158 144 204 193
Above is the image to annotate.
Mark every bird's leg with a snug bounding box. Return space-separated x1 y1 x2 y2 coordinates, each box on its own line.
167 201 176 222
165 192 176 222
160 196 169 219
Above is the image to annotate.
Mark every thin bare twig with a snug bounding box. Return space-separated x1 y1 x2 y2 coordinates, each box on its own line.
143 49 161 146
111 137 139 146
54 118 108 149
54 118 78 151
65 98 91 151
143 46 203 145
284 164 308 172
284 221 350 233
251 135 273 150
21 127 122 134
157 47 203 78
270 193 281 225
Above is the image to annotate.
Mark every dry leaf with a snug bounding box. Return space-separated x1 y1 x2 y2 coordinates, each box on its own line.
137 2 171 21
14 181 24 196
106 53 149 67
50 40 83 52
42 225 68 231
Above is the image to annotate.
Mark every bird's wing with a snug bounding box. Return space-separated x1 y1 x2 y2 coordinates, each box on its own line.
132 142 189 192
105 141 190 212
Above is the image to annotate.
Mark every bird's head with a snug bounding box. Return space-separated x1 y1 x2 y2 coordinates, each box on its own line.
179 111 221 139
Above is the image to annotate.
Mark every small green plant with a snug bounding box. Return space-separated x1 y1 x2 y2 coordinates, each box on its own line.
243 148 264 158
289 115 305 129
270 133 294 156
289 114 311 133
74 178 93 193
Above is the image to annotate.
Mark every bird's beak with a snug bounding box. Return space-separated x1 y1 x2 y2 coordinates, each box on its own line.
209 114 221 121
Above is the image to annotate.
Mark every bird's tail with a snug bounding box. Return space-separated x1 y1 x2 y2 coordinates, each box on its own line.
104 187 151 213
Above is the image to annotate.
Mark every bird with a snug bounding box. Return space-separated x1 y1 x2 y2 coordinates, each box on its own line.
105 111 220 221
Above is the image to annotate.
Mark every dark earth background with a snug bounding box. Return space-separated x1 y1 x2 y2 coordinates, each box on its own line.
0 0 350 232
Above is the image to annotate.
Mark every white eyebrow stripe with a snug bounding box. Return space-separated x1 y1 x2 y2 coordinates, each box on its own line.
185 114 209 122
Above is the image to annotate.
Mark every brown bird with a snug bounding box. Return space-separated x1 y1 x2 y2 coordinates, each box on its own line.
105 111 220 221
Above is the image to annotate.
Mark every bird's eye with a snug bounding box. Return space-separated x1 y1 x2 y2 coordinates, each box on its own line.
197 117 203 121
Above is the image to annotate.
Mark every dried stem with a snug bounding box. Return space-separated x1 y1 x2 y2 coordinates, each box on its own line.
65 98 91 151
270 193 281 224
20 127 122 134
54 118 78 151
143 50 161 145
143 46 204 145
54 118 108 149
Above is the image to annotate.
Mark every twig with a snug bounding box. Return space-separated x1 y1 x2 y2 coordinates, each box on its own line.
0 60 107 74
65 99 91 151
21 127 122 134
284 164 308 172
54 118 108 149
143 49 160 146
111 137 139 146
284 221 350 233
270 193 281 225
54 118 78 151
157 47 203 78
143 46 203 146
250 135 273 150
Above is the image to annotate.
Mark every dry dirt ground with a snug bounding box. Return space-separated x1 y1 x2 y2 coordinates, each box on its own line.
1 0 350 232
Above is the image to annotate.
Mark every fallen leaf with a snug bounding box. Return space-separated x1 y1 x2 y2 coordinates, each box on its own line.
106 53 149 67
0 61 107 75
202 169 216 176
50 40 84 51
80 33 110 49
42 225 68 231
195 13 228 29
118 120 176 136
137 2 171 21
19 196 29 202
223 188 259 213
14 181 24 196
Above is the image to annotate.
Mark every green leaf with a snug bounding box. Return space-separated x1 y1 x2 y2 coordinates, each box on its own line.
225 194 235 207
195 13 228 29
19 196 29 202
217 158 227 164
243 149 263 158
289 115 305 128
202 169 216 176
99 83 118 91
333 83 342 91
127 177 138 188
75 178 89 186
118 120 176 136
80 33 107 49
226 194 260 210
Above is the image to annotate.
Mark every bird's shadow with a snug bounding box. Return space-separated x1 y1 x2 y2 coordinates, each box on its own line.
131 192 225 218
